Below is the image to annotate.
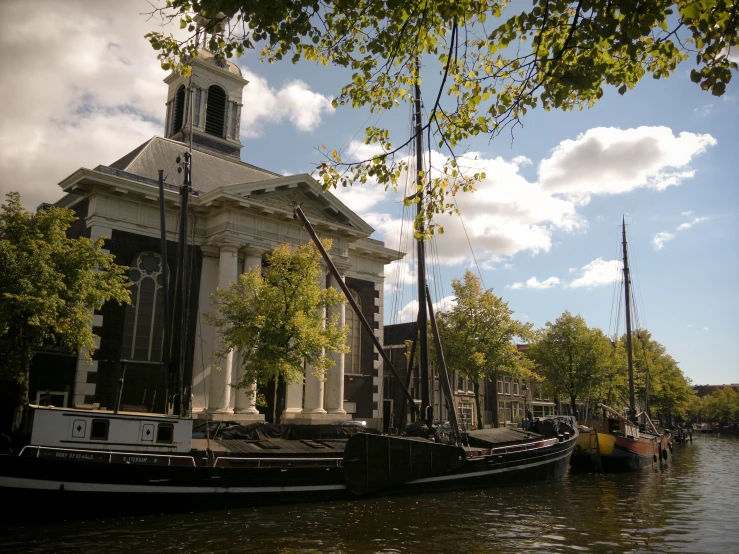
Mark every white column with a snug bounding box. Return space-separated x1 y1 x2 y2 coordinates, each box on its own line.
282 382 304 420
208 242 239 413
302 266 327 415
233 248 263 414
325 272 346 415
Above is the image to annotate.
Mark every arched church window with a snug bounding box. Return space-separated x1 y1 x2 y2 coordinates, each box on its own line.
121 252 168 362
205 85 227 137
172 85 186 134
344 290 362 374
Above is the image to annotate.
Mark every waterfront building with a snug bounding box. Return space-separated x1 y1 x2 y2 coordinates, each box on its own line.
13 48 401 430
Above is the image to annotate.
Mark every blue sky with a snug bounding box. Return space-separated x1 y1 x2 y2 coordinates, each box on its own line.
1 0 736 385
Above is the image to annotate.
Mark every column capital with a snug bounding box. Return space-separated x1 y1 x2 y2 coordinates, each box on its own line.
218 241 241 254
241 244 271 256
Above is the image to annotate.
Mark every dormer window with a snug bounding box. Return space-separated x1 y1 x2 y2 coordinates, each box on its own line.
172 85 186 134
205 85 227 137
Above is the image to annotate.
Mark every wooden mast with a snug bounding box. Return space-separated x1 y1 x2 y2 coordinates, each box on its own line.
622 217 636 423
413 58 431 427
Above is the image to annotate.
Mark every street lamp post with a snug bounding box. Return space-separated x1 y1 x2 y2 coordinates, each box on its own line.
522 383 529 429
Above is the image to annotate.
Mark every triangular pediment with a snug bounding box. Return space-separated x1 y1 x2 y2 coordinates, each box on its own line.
202 174 374 235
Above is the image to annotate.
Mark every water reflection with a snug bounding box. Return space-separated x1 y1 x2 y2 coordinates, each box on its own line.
2 435 738 554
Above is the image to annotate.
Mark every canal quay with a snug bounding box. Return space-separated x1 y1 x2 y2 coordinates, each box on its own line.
1 434 736 554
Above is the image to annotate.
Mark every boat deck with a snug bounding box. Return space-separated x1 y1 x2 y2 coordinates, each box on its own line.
467 427 543 447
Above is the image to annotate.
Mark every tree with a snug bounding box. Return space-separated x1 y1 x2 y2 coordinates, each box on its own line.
0 192 130 430
702 386 739 423
436 269 535 429
146 1 738 234
630 330 693 425
527 311 612 420
206 241 347 421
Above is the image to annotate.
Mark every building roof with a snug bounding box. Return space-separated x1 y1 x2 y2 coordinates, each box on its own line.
109 136 280 193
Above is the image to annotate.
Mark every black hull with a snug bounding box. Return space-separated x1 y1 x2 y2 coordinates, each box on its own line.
0 435 576 519
570 447 656 473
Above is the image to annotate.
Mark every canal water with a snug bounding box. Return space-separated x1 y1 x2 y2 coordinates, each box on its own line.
2 434 737 553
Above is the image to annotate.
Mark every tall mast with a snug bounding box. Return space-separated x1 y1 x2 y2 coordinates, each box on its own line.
622 217 636 422
414 57 431 426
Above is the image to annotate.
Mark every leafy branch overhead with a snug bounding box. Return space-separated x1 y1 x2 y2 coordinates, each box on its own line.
147 0 737 236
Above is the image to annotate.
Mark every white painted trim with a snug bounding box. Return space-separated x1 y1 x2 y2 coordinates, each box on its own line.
0 477 347 495
407 451 572 484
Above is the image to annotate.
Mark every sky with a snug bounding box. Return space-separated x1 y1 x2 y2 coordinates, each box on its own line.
1 0 737 386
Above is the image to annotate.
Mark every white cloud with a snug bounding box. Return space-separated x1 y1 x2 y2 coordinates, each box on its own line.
0 0 174 208
509 276 561 290
396 295 456 322
347 125 714 270
384 260 417 292
653 232 675 250
538 126 717 204
678 216 708 230
238 68 334 138
681 210 694 217
694 104 713 117
568 258 621 288
653 214 710 250
0 0 335 209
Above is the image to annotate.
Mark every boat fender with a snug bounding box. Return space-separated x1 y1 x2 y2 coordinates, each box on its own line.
662 449 668 460
653 454 658 463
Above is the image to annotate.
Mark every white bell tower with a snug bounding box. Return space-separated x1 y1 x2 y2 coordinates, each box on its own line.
163 18 248 158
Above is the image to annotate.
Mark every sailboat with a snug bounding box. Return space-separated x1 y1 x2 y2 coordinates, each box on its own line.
0 61 577 517
570 219 671 473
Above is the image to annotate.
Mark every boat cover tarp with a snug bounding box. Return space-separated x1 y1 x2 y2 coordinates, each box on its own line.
216 422 380 441
467 427 543 448
343 433 466 495
212 438 348 455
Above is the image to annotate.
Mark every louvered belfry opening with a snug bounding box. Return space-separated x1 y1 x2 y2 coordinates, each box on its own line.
172 85 186 134
205 85 227 137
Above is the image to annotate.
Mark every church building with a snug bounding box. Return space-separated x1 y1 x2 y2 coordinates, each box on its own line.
27 48 401 429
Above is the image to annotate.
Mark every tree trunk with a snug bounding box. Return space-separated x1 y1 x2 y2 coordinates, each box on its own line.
570 394 579 420
473 379 483 430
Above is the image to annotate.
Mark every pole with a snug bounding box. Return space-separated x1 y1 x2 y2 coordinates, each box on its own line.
413 57 431 427
114 360 127 414
158 171 172 407
174 153 191 417
622 217 636 423
293 204 419 418
425 285 462 444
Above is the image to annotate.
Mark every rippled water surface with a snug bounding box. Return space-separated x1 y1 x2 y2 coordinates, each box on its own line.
2 434 738 553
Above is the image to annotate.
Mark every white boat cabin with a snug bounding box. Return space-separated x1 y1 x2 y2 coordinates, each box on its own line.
28 405 193 454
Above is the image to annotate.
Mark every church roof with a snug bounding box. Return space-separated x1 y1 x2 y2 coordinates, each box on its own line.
195 49 243 77
109 136 281 193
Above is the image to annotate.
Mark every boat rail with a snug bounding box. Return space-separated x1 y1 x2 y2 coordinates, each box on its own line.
213 456 344 469
20 445 196 467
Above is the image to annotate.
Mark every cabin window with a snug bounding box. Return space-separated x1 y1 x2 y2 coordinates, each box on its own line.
156 423 174 444
121 252 168 361
205 85 227 137
345 290 362 374
172 85 186 134
90 419 109 441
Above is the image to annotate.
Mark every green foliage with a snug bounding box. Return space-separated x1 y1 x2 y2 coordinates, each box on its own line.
527 311 613 419
437 269 535 382
629 329 694 419
206 241 348 389
146 1 737 236
0 192 131 383
693 386 739 423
